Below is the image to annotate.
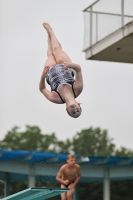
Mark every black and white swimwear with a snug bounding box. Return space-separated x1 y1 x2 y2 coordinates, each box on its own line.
46 64 76 103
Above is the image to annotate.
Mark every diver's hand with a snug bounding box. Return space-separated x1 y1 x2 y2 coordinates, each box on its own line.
63 62 70 69
41 66 50 78
63 62 81 72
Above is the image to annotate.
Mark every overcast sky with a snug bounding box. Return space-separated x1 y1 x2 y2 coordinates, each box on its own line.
1 0 133 150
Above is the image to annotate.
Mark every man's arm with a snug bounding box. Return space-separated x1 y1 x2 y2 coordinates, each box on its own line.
72 165 81 187
56 167 69 185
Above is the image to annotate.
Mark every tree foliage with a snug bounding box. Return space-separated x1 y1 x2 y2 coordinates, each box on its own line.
0 125 58 152
72 127 115 156
111 180 133 200
53 138 73 154
115 146 133 156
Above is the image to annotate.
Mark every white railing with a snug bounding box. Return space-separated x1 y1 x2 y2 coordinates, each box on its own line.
83 0 133 50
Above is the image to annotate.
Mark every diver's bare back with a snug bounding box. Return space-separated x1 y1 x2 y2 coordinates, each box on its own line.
61 164 80 181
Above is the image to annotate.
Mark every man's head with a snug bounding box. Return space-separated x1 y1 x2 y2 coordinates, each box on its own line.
66 154 76 166
66 103 82 118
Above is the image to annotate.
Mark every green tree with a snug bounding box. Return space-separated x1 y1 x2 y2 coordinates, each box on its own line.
111 180 133 200
0 125 58 152
72 127 115 156
0 181 4 199
53 138 73 154
115 146 133 156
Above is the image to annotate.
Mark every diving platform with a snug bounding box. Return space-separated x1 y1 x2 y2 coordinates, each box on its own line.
83 0 133 64
1 188 69 200
84 21 133 63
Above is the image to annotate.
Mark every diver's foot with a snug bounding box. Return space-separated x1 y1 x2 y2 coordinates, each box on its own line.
42 23 52 32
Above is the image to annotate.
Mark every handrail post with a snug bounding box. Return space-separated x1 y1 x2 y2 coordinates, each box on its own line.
96 13 98 43
90 6 93 55
121 0 124 27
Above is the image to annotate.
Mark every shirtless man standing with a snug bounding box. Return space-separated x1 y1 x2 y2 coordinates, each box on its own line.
56 154 81 200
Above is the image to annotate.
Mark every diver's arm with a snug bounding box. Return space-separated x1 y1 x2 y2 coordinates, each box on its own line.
63 62 83 93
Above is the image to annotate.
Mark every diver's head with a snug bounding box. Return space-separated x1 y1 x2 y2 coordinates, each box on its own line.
66 103 82 118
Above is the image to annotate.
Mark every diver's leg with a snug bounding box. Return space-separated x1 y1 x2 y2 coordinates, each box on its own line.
43 23 72 64
44 35 56 67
